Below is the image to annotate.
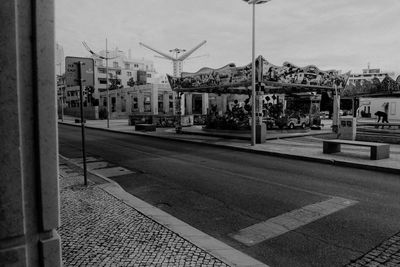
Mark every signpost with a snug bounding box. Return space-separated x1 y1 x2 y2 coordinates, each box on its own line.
65 57 94 185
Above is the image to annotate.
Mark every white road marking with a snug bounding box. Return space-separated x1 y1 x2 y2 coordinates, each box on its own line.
230 197 358 246
85 161 109 170
71 157 134 177
92 167 134 177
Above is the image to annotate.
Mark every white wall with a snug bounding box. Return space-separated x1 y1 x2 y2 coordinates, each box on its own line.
360 97 400 121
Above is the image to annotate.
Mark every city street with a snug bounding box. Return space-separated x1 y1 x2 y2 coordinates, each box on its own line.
59 124 400 267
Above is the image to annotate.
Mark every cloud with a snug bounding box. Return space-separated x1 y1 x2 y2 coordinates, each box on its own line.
55 0 400 75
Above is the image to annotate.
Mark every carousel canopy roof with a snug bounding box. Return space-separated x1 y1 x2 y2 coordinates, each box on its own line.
167 56 349 95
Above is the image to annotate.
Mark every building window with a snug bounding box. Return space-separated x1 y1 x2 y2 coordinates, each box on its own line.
116 70 121 75
146 73 151 78
98 78 107 84
390 102 396 115
158 93 164 114
113 62 119 68
134 64 139 68
127 71 132 77
125 63 130 69
98 68 106 74
121 96 126 112
131 96 138 112
111 97 116 112
144 93 151 112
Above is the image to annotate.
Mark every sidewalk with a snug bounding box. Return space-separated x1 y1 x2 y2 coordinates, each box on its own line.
59 116 400 174
59 157 266 267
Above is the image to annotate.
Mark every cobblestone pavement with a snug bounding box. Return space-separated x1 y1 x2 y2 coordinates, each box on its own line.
346 232 400 267
58 163 230 267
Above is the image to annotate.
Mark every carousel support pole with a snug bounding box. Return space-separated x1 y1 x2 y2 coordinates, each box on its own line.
332 85 340 133
175 92 182 133
255 84 266 143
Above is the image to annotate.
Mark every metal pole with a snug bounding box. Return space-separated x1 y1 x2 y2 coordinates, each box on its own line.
251 2 256 146
60 63 64 122
106 38 110 128
61 88 64 122
78 61 88 186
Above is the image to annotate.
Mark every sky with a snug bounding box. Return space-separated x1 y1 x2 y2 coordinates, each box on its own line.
55 0 400 76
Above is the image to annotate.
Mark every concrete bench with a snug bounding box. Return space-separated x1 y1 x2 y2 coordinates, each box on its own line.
135 124 156 132
323 139 390 160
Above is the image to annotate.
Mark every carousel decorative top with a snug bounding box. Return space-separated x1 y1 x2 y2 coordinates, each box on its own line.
341 75 400 97
167 56 350 94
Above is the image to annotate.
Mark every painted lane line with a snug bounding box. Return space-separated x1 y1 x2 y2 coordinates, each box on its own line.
92 167 134 177
230 197 358 246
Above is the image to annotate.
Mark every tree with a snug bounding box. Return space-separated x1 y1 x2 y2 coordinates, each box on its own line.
109 73 122 90
127 77 135 87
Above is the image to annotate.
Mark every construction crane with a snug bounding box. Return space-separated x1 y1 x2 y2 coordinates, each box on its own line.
139 40 207 77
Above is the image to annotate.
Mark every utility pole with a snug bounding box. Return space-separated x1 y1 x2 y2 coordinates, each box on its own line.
106 38 110 128
78 61 88 185
82 40 118 128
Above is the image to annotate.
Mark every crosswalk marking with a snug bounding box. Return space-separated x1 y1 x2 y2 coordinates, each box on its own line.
230 197 358 246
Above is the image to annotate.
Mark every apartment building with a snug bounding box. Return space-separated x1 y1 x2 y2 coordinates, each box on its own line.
64 48 163 108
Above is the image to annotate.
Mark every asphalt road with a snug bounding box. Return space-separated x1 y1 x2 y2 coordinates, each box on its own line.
59 124 400 267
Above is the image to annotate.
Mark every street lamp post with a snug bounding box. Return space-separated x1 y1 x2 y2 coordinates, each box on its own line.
82 40 119 128
243 0 271 146
106 38 110 128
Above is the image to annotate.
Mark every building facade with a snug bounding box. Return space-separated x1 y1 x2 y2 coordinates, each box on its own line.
100 83 174 119
63 48 164 108
348 67 396 86
359 97 400 121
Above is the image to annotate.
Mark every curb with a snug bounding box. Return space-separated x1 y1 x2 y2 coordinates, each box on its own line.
59 154 268 267
59 122 399 174
181 128 333 141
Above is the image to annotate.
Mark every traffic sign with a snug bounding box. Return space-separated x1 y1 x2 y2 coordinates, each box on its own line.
65 57 94 87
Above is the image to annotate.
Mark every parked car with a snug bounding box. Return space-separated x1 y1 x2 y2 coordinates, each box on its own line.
286 115 309 129
274 115 309 129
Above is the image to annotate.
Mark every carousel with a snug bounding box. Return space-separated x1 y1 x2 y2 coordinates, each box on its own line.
167 56 350 142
